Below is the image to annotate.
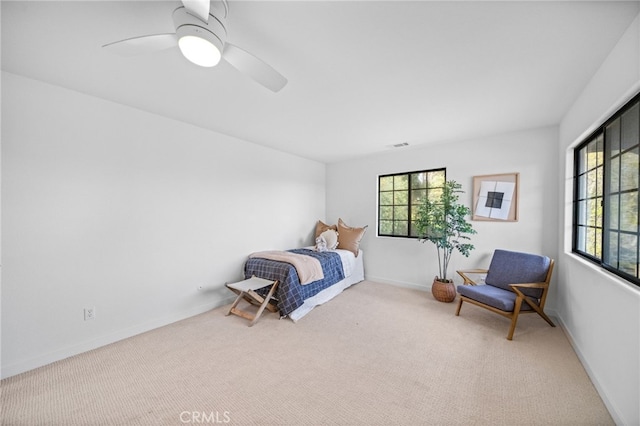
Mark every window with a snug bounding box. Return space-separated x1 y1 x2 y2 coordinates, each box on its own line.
378 168 446 238
573 93 640 286
574 134 604 259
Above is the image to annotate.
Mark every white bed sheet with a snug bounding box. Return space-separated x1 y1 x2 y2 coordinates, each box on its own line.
288 249 364 322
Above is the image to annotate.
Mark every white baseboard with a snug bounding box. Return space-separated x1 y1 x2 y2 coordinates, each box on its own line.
365 275 430 292
1 295 236 380
553 314 623 425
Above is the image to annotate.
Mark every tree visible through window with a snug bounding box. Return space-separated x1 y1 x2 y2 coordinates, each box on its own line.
573 93 640 286
575 134 604 259
378 168 446 238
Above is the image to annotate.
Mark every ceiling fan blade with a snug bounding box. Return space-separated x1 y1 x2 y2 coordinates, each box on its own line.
103 34 177 56
223 43 288 92
181 0 210 23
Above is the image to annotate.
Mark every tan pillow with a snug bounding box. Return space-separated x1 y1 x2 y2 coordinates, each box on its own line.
337 218 367 257
315 220 337 238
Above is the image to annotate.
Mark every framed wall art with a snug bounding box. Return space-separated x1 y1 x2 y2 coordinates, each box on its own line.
472 172 519 222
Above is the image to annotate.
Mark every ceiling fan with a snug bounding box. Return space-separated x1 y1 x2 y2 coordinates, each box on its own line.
103 0 287 92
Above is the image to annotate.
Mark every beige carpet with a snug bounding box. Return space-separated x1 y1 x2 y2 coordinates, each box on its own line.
1 281 612 425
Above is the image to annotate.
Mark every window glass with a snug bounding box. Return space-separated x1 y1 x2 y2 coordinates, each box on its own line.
378 168 446 238
619 234 638 276
606 119 621 156
620 149 639 191
621 103 639 151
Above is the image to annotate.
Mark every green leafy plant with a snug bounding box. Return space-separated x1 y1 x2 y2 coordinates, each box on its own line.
414 180 477 282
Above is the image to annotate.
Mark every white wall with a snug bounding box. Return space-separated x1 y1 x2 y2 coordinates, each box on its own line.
1 72 326 378
326 126 559 302
557 13 640 426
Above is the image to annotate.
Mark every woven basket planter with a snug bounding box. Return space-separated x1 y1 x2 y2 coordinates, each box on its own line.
431 277 456 303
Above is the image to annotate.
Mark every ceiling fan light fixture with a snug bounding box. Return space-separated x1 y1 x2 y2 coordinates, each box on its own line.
176 25 222 67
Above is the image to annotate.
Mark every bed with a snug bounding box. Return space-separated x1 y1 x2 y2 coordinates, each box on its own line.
244 247 364 321
243 218 367 321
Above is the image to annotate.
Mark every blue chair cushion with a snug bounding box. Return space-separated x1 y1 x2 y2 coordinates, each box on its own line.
457 284 534 312
484 249 550 298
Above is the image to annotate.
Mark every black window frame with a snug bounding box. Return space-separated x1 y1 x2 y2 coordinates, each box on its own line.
378 168 446 238
572 92 640 287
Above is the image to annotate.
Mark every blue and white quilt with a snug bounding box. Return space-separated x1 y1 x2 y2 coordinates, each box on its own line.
244 248 345 317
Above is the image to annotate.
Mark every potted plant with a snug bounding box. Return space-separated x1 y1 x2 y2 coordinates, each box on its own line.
415 180 476 302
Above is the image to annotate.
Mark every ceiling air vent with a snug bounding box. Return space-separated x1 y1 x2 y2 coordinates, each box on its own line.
392 142 409 148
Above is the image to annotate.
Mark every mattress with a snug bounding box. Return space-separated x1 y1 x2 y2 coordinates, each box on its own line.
288 249 364 321
244 248 364 320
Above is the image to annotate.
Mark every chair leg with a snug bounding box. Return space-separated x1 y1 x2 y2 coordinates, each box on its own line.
455 297 463 316
538 311 556 327
507 297 524 340
522 296 556 328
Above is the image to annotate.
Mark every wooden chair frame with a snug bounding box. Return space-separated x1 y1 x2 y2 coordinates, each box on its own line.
455 259 555 340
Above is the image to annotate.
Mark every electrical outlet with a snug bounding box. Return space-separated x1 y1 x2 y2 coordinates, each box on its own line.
84 307 96 321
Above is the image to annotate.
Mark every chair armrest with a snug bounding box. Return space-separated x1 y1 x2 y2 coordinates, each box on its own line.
509 282 548 289
456 269 489 285
509 282 549 301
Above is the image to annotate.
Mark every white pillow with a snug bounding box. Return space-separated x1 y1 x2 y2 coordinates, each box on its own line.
320 229 339 250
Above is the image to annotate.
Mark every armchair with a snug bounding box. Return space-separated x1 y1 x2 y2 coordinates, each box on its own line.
455 249 555 340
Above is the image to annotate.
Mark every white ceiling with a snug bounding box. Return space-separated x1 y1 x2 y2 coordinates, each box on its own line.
2 1 639 163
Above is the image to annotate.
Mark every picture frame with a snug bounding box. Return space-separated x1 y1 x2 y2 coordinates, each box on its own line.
472 172 519 222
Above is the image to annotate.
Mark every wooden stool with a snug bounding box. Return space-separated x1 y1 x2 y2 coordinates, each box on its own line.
225 276 279 326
